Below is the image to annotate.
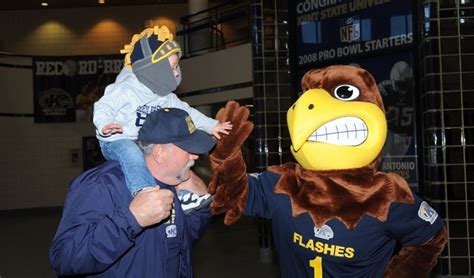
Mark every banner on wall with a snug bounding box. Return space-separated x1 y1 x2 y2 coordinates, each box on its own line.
33 55 123 123
291 0 419 189
295 0 413 66
353 52 418 190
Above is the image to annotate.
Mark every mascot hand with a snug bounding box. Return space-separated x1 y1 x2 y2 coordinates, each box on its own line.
209 101 253 225
384 227 447 277
211 100 254 160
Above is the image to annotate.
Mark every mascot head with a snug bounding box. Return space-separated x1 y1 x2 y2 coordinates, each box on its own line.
288 65 387 170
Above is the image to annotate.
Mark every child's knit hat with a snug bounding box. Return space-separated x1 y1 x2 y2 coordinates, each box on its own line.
121 26 182 96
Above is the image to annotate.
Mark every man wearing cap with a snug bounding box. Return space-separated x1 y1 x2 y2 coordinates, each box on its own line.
49 108 216 277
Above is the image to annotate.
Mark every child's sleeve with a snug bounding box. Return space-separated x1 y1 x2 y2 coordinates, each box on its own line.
93 84 124 137
167 94 218 134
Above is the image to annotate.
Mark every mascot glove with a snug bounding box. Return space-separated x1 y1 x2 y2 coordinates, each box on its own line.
383 227 448 277
210 101 254 161
208 101 253 225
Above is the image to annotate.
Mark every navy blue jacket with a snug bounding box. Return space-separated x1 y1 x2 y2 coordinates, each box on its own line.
245 171 444 278
49 161 210 277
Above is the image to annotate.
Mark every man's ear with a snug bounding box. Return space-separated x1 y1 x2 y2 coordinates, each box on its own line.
152 144 167 164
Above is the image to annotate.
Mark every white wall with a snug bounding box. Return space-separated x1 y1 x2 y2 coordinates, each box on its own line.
0 118 94 210
178 43 253 105
0 57 33 113
0 55 95 210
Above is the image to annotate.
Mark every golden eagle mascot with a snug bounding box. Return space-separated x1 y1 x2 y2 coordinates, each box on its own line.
208 65 447 278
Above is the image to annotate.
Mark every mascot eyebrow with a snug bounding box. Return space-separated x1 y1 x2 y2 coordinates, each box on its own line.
208 65 447 277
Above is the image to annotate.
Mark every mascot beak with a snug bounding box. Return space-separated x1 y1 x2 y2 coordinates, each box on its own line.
287 89 387 170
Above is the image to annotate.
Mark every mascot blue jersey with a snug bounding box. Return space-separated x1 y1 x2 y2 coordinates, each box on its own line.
244 171 444 278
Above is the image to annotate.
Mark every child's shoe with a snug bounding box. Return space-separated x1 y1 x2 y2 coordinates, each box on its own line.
178 190 212 214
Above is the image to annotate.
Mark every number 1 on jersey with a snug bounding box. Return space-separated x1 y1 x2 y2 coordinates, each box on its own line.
309 256 323 278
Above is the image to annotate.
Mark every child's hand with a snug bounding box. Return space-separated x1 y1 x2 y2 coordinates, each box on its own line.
211 121 233 140
102 123 124 135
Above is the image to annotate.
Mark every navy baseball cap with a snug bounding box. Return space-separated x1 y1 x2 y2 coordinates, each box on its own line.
138 108 216 154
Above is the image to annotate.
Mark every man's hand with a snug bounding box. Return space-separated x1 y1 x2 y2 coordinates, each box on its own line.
102 123 123 135
129 186 174 227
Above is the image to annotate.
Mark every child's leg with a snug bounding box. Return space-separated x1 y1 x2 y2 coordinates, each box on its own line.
100 139 155 196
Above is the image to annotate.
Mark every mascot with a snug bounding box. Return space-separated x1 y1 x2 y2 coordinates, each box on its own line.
208 65 447 277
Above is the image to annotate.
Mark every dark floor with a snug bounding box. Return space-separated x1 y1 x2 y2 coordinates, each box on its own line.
0 208 280 278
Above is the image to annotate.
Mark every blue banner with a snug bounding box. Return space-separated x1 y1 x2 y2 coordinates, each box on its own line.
296 0 413 65
292 0 419 190
353 52 419 190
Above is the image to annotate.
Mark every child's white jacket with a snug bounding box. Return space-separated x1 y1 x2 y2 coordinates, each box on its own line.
93 67 217 142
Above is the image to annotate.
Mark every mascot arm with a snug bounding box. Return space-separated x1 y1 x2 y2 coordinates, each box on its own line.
384 227 447 278
208 101 254 225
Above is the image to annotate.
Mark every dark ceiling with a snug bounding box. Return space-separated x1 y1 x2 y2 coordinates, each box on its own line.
0 0 189 11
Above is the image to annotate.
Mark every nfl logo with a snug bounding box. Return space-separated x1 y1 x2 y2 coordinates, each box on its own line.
340 17 360 43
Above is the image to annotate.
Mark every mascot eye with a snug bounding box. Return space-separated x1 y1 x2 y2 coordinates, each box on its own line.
333 85 360 101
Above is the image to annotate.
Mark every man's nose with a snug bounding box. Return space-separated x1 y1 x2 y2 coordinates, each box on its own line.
190 154 198 160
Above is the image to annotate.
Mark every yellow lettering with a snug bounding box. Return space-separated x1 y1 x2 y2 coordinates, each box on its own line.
323 243 335 256
309 256 323 278
315 241 324 253
293 232 301 243
305 239 315 251
293 232 356 259
334 245 345 257
345 247 355 258
294 232 306 247
171 208 176 223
